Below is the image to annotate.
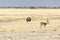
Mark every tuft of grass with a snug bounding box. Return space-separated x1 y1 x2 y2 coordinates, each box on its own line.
53 29 56 31
33 31 35 33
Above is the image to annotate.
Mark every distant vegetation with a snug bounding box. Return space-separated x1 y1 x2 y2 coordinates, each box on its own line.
0 6 60 9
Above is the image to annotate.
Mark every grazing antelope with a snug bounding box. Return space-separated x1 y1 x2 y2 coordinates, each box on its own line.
40 19 49 29
26 17 31 23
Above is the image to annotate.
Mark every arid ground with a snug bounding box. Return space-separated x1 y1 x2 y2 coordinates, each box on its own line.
0 8 60 32
0 8 60 40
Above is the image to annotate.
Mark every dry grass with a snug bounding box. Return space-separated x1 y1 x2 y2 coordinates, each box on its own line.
0 8 60 32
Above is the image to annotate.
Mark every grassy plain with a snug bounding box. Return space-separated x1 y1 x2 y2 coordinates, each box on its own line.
0 8 60 32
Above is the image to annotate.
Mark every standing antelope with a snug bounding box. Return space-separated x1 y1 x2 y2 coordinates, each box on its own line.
40 19 49 29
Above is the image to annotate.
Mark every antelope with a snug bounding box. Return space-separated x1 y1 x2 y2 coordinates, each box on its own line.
26 17 31 23
40 19 49 29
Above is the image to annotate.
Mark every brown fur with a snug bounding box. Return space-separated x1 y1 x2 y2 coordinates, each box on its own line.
26 17 31 23
40 19 49 29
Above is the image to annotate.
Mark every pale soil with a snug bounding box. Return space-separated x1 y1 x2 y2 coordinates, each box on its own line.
0 31 60 40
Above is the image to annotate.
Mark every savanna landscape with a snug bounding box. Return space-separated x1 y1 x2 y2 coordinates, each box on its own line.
0 8 60 40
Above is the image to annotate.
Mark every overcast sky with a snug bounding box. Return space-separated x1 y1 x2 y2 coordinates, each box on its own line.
0 0 60 7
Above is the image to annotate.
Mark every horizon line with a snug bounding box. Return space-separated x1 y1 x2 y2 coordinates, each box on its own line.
0 7 60 9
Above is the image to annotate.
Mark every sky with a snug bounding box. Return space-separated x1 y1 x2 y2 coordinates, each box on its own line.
0 0 60 7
